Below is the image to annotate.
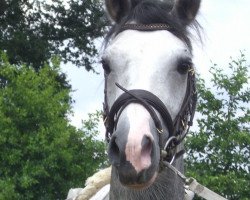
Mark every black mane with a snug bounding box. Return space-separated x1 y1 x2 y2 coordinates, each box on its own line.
105 0 201 51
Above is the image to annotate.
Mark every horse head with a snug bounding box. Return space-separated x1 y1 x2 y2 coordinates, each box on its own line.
102 0 200 193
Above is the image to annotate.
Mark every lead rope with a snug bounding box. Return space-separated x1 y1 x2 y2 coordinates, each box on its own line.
162 161 228 200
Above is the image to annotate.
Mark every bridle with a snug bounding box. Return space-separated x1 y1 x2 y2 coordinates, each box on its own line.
103 23 197 164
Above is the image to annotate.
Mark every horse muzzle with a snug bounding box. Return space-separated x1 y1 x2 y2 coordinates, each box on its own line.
108 106 160 188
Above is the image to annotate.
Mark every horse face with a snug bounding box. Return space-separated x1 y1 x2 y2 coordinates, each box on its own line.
103 30 191 188
103 0 200 190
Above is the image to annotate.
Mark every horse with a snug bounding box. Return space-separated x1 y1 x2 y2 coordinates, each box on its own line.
101 0 201 199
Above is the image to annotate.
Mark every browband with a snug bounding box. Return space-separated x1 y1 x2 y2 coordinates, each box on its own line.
120 23 171 32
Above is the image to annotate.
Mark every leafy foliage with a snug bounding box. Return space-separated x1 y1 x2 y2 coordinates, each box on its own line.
0 0 107 71
185 53 250 200
0 52 107 199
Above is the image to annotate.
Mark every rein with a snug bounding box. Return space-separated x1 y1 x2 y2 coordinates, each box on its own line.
103 23 197 164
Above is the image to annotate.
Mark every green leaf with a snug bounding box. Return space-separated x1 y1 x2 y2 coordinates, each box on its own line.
186 53 250 199
0 52 107 199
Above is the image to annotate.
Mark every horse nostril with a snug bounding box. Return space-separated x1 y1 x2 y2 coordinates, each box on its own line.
141 136 152 158
109 137 120 165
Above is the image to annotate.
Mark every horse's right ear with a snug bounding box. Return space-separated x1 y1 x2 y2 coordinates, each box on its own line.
105 0 131 23
172 0 201 26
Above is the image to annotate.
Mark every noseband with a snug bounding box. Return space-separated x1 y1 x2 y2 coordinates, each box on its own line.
103 23 197 164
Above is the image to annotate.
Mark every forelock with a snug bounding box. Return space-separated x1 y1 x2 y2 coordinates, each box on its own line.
104 0 201 51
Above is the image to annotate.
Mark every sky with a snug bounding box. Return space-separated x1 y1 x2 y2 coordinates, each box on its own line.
61 0 250 135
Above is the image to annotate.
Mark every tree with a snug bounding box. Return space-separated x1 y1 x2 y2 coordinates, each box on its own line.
0 52 107 199
0 0 106 71
185 53 250 200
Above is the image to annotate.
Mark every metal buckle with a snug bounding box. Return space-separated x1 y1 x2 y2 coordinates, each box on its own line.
188 68 195 76
157 128 164 134
103 117 108 124
163 136 178 165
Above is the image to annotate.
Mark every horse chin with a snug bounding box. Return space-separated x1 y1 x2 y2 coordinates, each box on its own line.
123 172 158 190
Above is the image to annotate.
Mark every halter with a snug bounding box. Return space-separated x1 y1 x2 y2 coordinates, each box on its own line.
103 23 197 164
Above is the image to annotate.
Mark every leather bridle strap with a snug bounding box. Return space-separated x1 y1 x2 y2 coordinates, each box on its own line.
104 68 196 162
106 83 174 142
120 23 171 32
173 69 197 144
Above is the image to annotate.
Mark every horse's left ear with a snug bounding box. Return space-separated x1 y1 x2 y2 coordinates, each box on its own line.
172 0 201 25
105 0 131 23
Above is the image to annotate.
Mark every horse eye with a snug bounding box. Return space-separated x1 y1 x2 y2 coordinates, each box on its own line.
177 60 193 74
101 59 111 74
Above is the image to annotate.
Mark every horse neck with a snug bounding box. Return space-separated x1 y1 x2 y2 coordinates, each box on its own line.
109 156 185 200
